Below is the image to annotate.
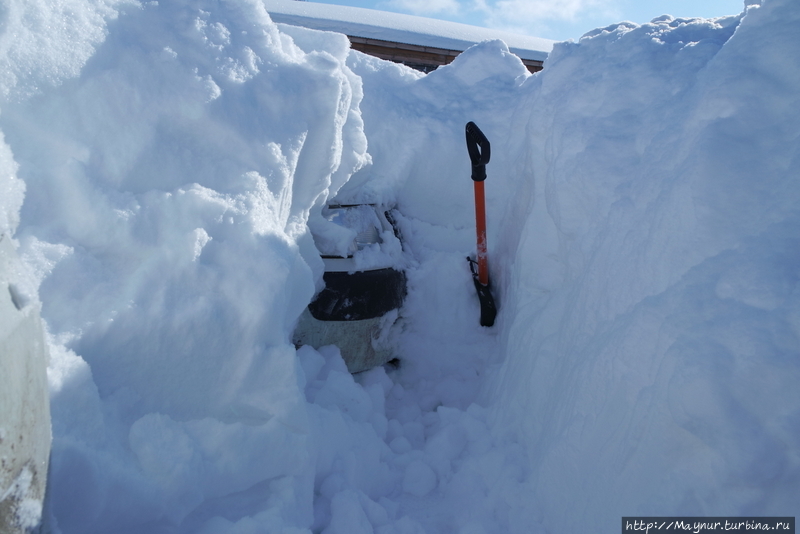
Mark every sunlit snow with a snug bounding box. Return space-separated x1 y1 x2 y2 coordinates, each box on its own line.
0 0 798 532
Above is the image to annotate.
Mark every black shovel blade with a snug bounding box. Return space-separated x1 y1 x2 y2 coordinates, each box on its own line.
472 275 497 327
467 257 497 327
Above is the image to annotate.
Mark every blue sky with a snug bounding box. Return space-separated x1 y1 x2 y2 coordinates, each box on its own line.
305 0 746 41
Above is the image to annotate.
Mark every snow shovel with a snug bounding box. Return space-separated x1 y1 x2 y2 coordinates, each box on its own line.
465 121 497 327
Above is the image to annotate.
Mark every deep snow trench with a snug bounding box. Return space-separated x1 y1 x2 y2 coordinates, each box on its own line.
1 0 799 532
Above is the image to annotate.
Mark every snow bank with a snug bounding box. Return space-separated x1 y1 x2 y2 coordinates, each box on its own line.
1 0 373 531
487 1 800 530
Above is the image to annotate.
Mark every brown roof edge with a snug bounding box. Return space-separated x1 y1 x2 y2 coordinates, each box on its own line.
347 35 543 73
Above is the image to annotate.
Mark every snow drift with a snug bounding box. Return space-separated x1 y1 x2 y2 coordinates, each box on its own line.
3 0 371 531
0 0 798 532
489 2 800 530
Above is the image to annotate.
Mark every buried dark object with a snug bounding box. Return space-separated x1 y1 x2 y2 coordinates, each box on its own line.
308 267 407 322
293 203 408 374
465 121 497 327
467 257 497 328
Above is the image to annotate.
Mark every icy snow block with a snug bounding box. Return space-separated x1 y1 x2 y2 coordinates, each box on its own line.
293 308 399 374
0 234 51 533
296 267 406 373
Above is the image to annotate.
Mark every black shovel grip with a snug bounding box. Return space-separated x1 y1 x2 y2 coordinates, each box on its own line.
465 121 491 181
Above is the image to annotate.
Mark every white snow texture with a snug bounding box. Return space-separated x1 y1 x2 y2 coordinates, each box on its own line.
0 0 798 532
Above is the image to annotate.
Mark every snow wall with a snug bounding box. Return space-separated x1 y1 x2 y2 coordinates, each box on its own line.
489 1 800 529
0 0 798 532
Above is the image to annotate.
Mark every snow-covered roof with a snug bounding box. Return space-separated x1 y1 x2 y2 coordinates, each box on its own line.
262 0 553 62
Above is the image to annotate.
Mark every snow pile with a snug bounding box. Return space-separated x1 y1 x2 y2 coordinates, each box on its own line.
1 0 373 531
488 2 800 530
1 0 798 532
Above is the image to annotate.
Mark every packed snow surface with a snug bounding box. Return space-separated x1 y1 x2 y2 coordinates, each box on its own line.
0 0 798 532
